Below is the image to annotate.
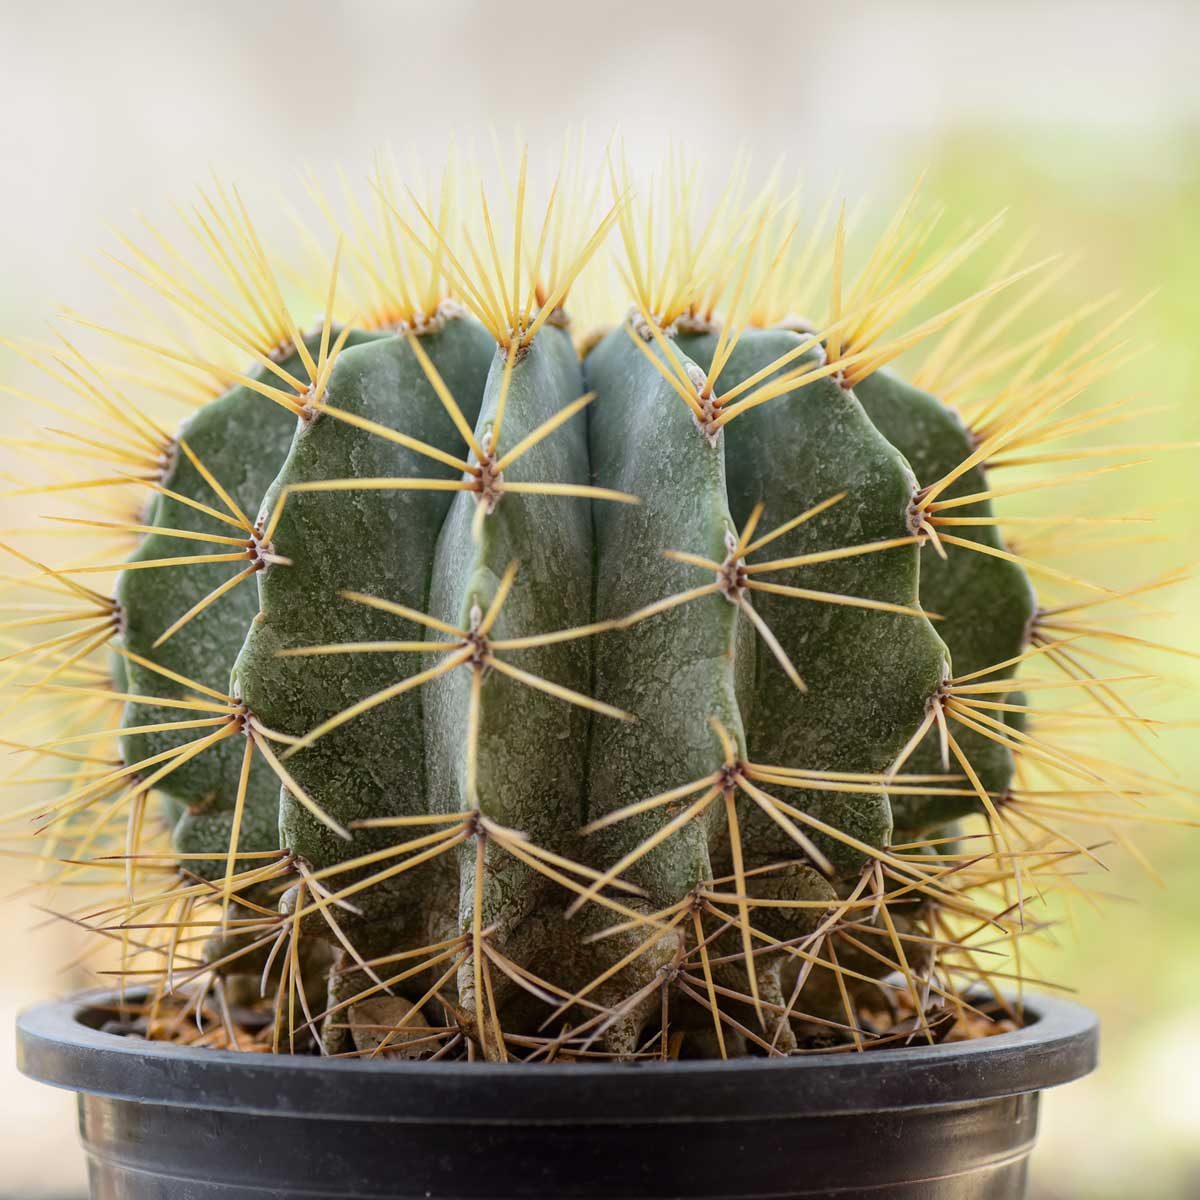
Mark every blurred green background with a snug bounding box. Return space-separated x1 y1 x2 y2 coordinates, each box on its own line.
923 131 1200 1200
1 3 1197 1196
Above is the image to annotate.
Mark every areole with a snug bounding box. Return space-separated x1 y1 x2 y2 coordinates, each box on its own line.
19 990 1097 1200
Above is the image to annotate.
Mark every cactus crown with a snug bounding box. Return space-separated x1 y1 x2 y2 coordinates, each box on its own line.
2 149 1190 1062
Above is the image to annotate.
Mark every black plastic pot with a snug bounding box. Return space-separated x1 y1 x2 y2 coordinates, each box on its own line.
18 989 1096 1200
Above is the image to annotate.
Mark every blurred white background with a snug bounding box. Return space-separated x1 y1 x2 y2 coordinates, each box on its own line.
5 0 1198 319
3 2 1198 1195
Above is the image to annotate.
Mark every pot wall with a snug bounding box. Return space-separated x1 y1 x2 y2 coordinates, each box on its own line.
77 1089 1040 1199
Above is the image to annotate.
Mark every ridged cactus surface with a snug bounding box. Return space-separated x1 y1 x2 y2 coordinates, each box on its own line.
2 154 1185 1061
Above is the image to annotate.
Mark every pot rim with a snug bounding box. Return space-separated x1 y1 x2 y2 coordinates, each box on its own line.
17 987 1097 1123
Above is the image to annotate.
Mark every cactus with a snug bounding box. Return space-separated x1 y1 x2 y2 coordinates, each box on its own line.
2 154 1189 1061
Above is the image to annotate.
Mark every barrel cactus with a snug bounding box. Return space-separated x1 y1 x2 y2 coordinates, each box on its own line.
2 153 1182 1060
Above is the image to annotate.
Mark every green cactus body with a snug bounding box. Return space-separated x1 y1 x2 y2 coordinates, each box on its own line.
584 330 746 904
15 160 1161 1062
854 370 1036 832
108 308 1024 1049
678 330 951 871
233 319 494 940
116 357 309 880
424 325 596 999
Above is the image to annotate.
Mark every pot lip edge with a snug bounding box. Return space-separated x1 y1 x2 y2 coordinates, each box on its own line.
16 986 1098 1119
